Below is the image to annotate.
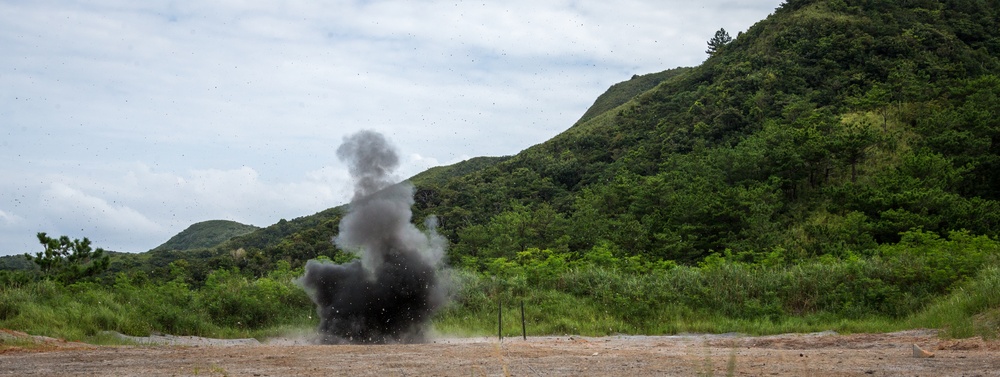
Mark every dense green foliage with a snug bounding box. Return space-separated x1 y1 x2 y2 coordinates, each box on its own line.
437 229 1000 335
2 230 997 341
151 220 260 252
24 233 110 285
4 0 1000 341
0 261 311 340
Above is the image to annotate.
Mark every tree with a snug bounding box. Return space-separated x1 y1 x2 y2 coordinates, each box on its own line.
24 232 110 284
706 28 733 55
830 121 882 182
850 83 892 131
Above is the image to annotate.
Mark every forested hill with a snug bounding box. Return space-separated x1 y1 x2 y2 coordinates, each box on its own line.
211 0 1000 270
151 220 260 252
408 0 1000 264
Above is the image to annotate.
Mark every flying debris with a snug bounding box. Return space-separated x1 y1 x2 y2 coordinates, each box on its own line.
298 130 447 344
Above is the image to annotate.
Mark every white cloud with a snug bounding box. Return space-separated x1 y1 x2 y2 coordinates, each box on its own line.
40 182 164 235
0 209 23 226
112 162 355 235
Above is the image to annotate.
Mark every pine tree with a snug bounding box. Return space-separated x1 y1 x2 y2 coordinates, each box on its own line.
24 232 110 284
706 28 733 55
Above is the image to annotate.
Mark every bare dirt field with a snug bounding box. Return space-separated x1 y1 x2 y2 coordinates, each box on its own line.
2 329 999 376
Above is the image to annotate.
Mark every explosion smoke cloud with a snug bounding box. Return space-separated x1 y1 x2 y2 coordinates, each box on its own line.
298 130 446 344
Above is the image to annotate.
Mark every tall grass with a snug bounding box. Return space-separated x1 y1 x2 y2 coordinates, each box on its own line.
435 238 1000 338
3 231 998 341
0 268 315 342
906 266 1000 339
435 265 864 337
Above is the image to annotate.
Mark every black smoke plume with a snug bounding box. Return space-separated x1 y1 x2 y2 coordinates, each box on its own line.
298 130 446 344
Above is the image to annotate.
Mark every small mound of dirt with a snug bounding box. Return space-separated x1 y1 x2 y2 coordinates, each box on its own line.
105 331 261 346
937 337 1000 351
0 329 95 354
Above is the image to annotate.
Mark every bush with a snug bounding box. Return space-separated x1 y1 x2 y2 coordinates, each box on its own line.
0 267 313 341
878 229 1000 296
198 268 311 330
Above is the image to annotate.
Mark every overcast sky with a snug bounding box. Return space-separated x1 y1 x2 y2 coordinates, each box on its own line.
1 0 780 255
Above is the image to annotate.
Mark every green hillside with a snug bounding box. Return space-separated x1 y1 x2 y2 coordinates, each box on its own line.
152 220 261 252
204 0 1000 269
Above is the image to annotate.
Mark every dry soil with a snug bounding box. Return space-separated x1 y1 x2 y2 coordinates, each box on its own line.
2 329 999 376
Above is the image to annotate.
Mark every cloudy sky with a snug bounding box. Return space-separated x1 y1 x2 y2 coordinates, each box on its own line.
1 0 780 255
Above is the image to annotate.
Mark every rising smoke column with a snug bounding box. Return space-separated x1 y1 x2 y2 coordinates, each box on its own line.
298 130 446 344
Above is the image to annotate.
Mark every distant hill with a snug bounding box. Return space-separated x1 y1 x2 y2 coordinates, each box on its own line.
0 254 35 271
152 220 260 252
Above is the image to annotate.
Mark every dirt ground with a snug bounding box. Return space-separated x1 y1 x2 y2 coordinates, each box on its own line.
2 329 999 376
